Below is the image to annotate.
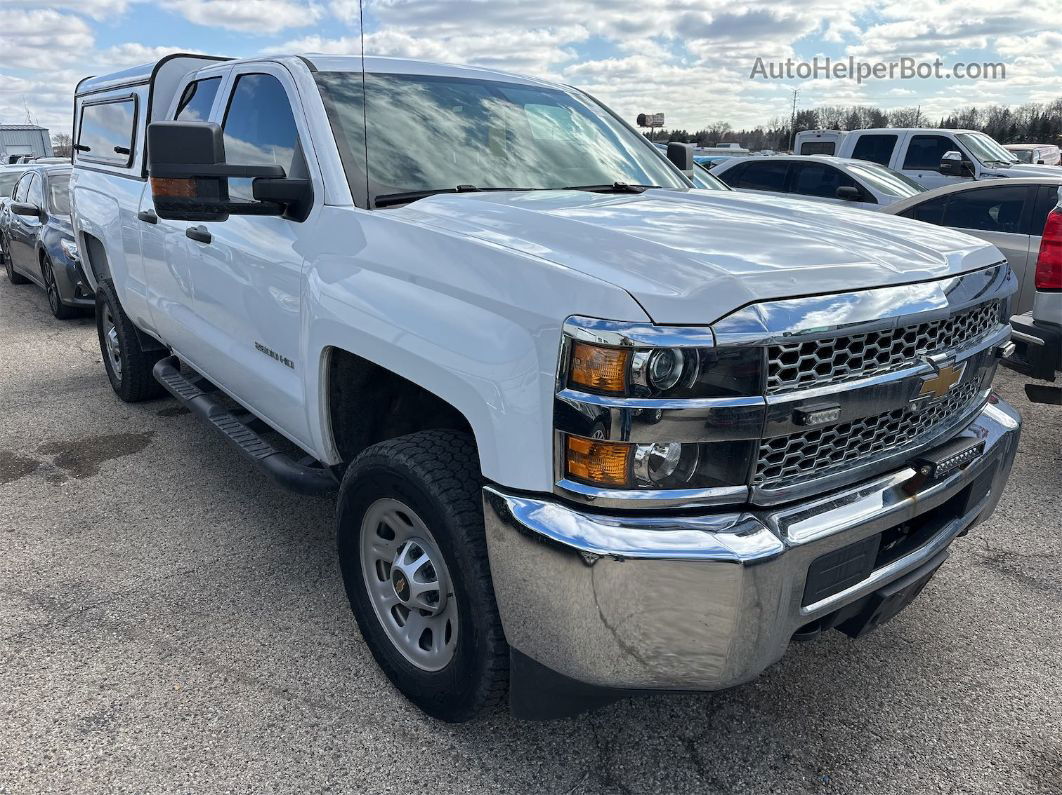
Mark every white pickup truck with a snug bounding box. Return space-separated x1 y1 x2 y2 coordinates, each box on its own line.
71 54 1022 721
796 128 1060 188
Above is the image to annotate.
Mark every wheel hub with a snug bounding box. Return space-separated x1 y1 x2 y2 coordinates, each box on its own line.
388 538 447 616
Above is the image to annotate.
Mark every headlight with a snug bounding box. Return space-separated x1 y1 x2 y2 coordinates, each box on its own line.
563 436 756 491
60 238 79 260
555 317 765 502
563 339 761 399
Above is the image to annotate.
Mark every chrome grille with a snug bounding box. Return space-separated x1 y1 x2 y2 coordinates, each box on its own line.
766 301 999 395
753 378 983 487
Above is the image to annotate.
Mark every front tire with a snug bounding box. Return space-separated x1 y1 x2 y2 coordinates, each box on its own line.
42 256 77 319
336 430 509 722
95 280 166 402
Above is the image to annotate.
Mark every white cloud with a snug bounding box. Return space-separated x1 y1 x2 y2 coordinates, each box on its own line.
0 10 95 70
162 0 324 34
2 0 132 19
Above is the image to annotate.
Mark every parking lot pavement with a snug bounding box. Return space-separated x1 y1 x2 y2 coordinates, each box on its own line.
0 276 1059 795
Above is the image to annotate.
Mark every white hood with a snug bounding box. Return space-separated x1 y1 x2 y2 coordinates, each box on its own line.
398 188 1002 324
982 164 1062 178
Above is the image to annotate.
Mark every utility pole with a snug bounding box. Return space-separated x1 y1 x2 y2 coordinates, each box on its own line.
788 88 799 153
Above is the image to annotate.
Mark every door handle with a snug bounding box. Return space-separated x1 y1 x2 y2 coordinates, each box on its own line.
185 225 212 244
137 209 157 224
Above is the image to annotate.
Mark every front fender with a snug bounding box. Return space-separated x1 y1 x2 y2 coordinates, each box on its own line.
301 206 648 492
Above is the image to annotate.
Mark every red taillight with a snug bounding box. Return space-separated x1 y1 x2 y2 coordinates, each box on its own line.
1035 209 1062 290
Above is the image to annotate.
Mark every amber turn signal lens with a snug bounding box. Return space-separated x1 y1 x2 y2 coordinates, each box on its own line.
150 177 197 198
565 436 632 488
569 342 630 394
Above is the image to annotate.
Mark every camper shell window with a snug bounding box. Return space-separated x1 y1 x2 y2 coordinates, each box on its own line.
77 97 138 167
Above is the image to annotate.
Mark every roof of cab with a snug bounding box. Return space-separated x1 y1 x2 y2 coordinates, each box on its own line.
304 54 555 87
75 52 556 98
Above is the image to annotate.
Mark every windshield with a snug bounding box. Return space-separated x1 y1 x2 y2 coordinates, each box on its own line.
48 173 71 215
845 161 924 198
0 169 25 197
1009 149 1034 164
315 71 688 206
957 132 1019 165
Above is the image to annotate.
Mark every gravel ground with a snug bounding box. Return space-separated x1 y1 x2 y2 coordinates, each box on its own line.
1 274 1060 795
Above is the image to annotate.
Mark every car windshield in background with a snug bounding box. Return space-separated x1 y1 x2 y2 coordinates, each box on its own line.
957 132 1019 165
1009 150 1034 163
315 71 688 206
846 162 924 197
48 173 71 215
0 169 25 197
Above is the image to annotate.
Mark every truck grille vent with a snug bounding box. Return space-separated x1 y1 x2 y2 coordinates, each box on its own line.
753 378 983 488
766 301 999 395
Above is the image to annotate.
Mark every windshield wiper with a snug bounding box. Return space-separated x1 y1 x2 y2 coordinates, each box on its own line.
374 185 538 208
563 182 658 194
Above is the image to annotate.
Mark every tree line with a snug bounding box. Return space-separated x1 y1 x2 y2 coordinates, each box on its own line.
649 96 1062 152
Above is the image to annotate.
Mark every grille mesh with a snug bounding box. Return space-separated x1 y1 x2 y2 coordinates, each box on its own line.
753 378 983 488
766 302 999 395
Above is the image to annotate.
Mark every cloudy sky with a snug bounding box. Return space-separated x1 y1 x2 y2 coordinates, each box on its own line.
2 0 1060 137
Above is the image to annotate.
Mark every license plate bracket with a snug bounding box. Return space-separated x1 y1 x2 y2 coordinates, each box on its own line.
836 549 949 639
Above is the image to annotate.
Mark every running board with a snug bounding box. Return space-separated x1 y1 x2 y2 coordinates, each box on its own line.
153 356 338 496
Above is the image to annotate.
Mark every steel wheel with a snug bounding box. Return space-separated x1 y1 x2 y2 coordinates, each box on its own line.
102 304 122 379
359 497 458 671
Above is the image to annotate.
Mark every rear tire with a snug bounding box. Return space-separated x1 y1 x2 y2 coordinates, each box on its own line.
3 238 29 285
95 280 166 402
336 430 509 722
43 256 77 319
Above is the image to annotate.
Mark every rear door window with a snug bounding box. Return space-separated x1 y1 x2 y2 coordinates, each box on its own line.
903 135 957 170
789 162 862 200
77 98 136 166
942 186 1030 234
900 195 948 225
851 134 897 167
728 161 789 192
175 77 223 122
799 141 835 155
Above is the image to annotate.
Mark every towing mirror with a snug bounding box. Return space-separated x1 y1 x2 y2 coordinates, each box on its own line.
835 186 862 202
147 121 300 222
666 142 694 176
938 150 973 177
10 201 43 220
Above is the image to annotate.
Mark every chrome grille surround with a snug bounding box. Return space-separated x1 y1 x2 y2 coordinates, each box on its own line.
753 378 982 486
766 301 1000 395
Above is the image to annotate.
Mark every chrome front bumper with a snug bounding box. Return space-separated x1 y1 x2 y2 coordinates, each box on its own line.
484 397 1021 692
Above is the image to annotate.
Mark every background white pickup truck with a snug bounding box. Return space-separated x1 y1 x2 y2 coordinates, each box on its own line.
796 127 1060 188
71 53 1022 721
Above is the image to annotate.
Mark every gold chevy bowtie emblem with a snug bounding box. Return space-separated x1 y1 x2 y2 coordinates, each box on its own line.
917 362 966 399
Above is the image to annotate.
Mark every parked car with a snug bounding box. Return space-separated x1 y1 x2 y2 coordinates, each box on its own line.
694 154 733 170
797 128 1059 188
1004 144 1061 167
885 177 1062 314
0 164 29 219
2 165 92 318
1000 189 1062 403
712 154 924 210
73 53 1020 722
